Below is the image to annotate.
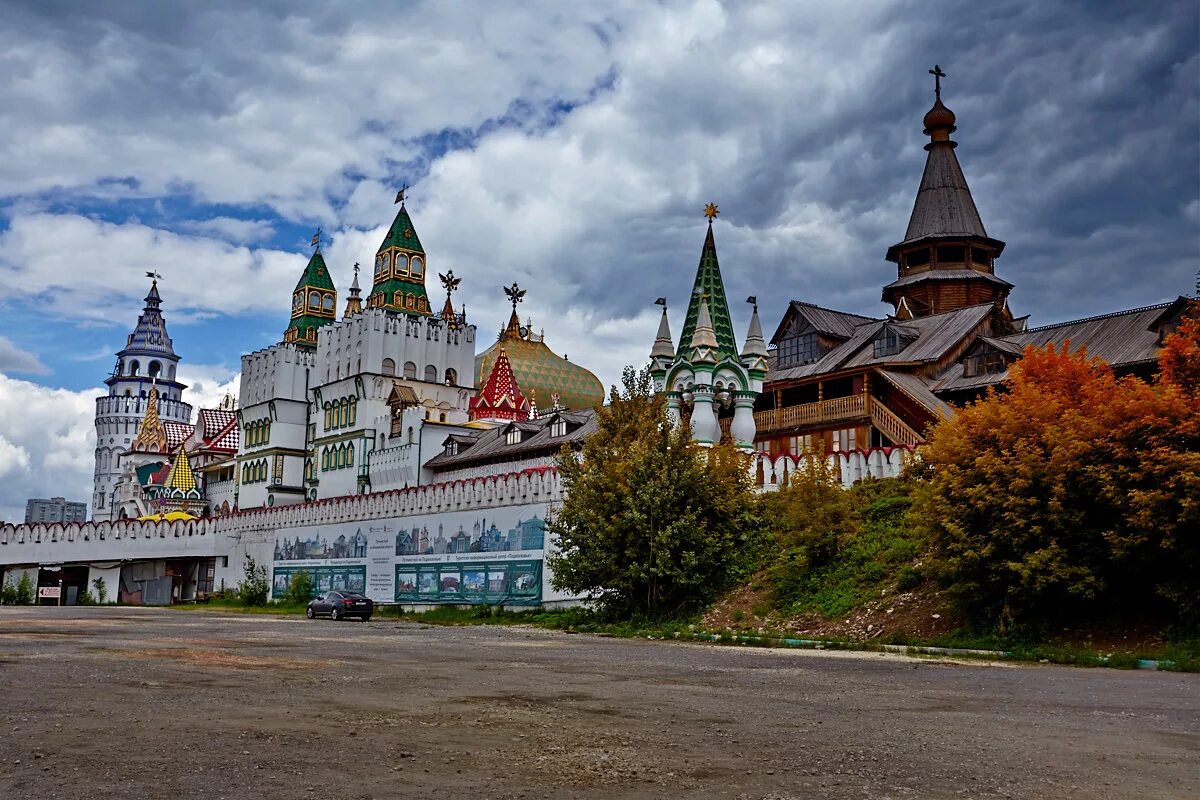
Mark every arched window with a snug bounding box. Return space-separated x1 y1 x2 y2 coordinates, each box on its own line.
374 255 385 280
168 364 175 380
323 294 334 312
407 426 414 444
439 412 446 423
348 397 357 425
445 368 457 385
424 365 437 382
394 253 408 275
129 360 140 377
324 403 332 429
347 445 354 467
309 290 320 309
382 358 396 376
403 361 417 379
293 292 303 310
411 256 424 278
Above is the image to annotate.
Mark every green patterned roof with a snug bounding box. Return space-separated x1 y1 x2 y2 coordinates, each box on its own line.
367 278 432 315
475 336 604 412
677 223 738 360
378 204 424 254
284 314 330 347
295 251 335 292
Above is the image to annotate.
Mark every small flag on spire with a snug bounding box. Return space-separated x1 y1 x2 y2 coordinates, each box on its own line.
746 295 757 306
395 183 408 205
654 297 666 306
310 229 321 249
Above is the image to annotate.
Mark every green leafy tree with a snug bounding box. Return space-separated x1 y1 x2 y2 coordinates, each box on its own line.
237 554 270 607
15 573 34 605
547 366 761 619
282 571 315 606
0 578 16 605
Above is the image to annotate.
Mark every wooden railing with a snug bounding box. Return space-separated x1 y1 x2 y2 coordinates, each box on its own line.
869 401 924 447
754 394 867 433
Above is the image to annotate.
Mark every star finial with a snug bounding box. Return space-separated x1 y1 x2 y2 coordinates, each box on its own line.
929 64 946 101
704 202 719 222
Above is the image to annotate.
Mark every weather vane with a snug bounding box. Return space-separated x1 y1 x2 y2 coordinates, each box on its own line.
352 261 360 277
310 228 322 252
145 270 162 282
704 202 719 221
440 270 462 295
929 64 946 101
394 182 408 205
504 282 526 312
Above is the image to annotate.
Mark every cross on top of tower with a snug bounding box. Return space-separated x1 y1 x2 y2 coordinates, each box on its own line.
929 64 946 101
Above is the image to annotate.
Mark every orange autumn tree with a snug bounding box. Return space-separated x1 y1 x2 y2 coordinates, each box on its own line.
915 338 1200 629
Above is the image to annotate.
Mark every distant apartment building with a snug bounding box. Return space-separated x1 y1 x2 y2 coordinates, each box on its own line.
25 497 88 525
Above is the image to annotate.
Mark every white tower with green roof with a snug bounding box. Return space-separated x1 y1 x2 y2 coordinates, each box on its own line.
649 205 765 448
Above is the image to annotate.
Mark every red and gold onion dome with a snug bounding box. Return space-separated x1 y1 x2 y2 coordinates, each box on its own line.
474 285 605 412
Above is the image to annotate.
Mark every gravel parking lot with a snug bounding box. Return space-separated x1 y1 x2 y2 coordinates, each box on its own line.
0 607 1196 799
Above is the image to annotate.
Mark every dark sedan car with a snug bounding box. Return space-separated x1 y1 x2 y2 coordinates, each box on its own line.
306 590 373 621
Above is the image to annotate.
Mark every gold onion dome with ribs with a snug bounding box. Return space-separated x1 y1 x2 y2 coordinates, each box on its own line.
474 299 604 413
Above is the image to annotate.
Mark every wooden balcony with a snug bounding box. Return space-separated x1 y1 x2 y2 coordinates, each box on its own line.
754 394 867 434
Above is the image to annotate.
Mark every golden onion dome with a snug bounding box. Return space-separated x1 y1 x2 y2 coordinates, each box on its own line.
475 312 604 412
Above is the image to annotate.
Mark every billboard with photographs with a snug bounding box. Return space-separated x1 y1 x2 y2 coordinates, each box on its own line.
271 504 558 605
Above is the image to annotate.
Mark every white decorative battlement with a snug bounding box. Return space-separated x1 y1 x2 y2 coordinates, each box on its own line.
752 446 916 491
219 466 561 533
0 518 217 566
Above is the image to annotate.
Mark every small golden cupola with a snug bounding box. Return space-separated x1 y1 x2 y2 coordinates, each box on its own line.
367 188 432 315
284 230 338 347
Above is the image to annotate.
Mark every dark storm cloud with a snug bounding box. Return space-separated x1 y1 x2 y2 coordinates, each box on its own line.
0 0 1196 363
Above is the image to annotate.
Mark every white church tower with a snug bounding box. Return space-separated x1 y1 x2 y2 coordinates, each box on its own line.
92 277 192 520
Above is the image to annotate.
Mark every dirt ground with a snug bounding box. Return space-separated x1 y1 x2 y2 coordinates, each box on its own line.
0 608 1196 800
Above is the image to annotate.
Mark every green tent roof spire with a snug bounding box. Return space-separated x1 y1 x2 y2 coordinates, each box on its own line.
378 203 424 254
284 248 338 347
676 220 738 360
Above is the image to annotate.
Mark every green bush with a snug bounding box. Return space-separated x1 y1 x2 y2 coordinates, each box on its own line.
15 573 34 605
76 590 97 606
236 554 270 607
0 579 16 605
92 577 108 604
761 477 926 618
281 571 315 606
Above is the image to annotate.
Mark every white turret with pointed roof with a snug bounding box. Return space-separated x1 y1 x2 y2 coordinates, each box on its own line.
92 276 194 521
647 204 761 448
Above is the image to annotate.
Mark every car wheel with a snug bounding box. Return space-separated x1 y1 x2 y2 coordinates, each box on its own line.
361 615 371 623
305 607 314 619
331 608 341 621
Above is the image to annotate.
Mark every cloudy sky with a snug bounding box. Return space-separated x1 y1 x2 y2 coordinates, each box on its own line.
0 0 1196 521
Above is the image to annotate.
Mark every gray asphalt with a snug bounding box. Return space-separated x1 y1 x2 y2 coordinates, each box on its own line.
0 607 1196 799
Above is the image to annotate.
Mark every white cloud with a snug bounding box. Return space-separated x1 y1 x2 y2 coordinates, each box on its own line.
0 213 304 323
0 374 95 523
178 364 240 412
0 337 48 375
179 216 276 243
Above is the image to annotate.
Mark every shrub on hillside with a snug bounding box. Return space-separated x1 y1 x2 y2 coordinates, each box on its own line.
915 329 1200 630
